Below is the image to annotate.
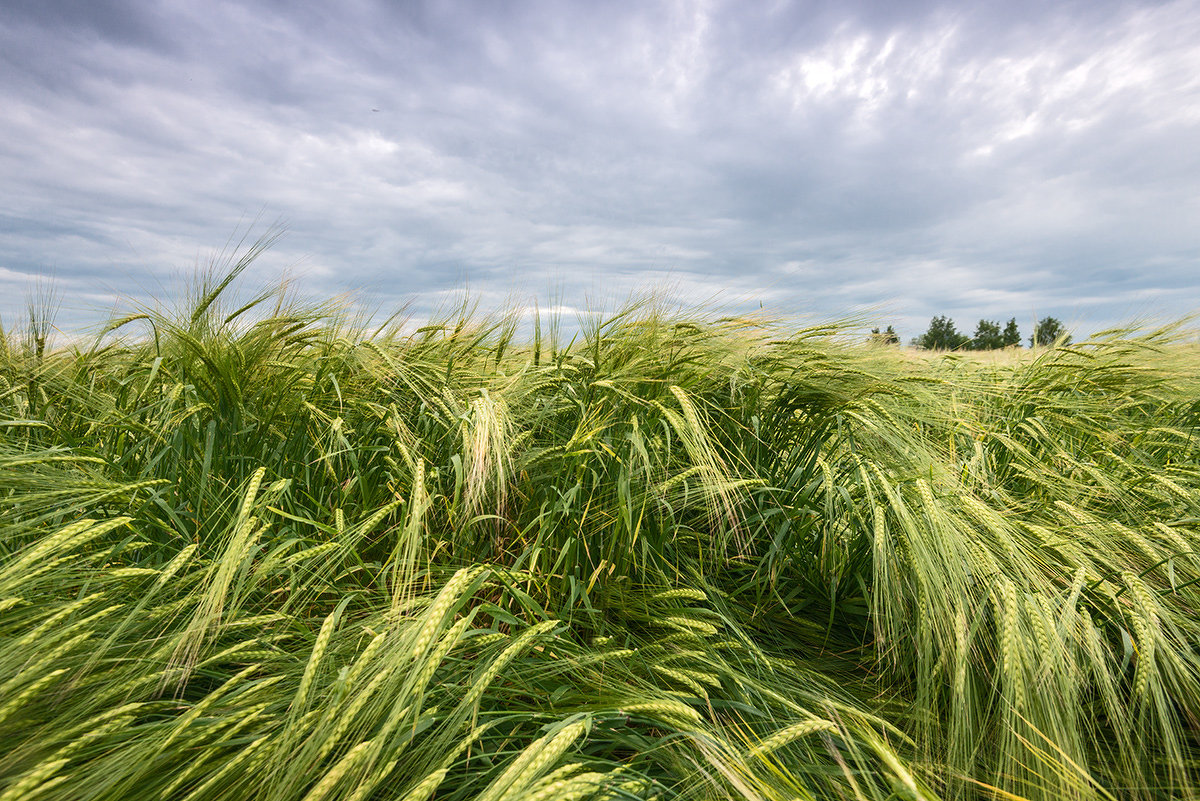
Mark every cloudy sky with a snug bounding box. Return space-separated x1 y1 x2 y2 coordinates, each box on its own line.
2 0 1199 342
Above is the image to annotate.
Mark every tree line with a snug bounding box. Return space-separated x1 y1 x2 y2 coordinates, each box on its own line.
870 316 1071 350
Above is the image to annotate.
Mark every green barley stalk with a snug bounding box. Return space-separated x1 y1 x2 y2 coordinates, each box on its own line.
474 719 588 801
748 718 839 757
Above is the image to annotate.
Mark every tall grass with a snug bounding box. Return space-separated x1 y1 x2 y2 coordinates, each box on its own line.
2 246 1199 799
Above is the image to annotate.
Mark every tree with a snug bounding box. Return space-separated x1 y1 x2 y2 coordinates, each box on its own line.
1002 318 1021 347
870 325 900 345
915 316 969 350
1030 317 1071 347
969 319 1003 350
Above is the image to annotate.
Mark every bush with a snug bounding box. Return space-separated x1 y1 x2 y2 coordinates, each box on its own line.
914 315 969 350
1031 316 1072 346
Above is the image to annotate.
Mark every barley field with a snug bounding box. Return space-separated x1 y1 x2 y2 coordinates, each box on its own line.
3 253 1200 799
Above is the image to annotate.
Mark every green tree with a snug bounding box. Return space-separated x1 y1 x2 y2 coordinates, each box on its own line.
915 316 969 350
1030 317 1071 347
1002 318 1021 347
870 325 900 345
969 319 1003 350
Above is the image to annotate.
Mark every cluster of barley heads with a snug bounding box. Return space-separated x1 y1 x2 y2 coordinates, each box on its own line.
3 248 1200 799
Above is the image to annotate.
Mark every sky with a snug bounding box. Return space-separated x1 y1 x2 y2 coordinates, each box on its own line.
2 0 1199 344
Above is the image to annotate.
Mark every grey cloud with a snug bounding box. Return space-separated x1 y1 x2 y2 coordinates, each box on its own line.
1 0 1198 344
